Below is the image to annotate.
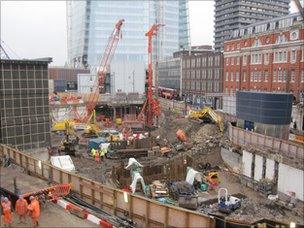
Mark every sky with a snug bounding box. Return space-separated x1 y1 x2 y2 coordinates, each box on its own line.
0 1 299 66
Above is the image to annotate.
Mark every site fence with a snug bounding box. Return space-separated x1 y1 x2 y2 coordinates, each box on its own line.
227 124 304 161
0 144 214 227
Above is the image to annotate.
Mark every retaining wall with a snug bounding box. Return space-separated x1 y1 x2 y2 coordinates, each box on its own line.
0 144 214 227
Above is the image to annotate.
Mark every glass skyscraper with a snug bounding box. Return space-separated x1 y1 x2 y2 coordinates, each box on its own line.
67 1 190 88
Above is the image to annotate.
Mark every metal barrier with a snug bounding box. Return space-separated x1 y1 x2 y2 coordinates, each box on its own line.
227 124 304 161
0 144 215 227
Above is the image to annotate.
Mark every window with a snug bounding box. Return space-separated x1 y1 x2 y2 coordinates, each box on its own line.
302 70 304 82
231 72 234 81
191 58 196 67
197 58 201 67
258 71 262 82
243 55 247 66
276 34 286 44
236 72 239 82
278 70 282 82
273 70 277 82
291 70 295 82
243 72 246 82
291 50 296 62
277 51 284 62
225 72 229 81
264 71 268 82
283 51 287 61
225 57 229 66
250 72 254 82
264 53 269 64
236 57 240 65
283 69 287 82
253 39 260 47
231 57 234 65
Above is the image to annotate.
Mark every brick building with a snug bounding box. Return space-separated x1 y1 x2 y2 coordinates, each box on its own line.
182 47 223 107
223 13 304 102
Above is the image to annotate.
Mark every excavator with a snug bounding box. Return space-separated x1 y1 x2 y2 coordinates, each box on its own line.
188 107 224 132
58 120 79 156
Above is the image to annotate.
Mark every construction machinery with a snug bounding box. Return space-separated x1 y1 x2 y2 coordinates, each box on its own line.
138 24 164 128
188 107 224 132
59 121 79 156
82 110 101 138
62 19 124 128
218 188 241 214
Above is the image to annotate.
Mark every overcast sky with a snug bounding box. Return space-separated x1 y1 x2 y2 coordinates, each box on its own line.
0 1 298 65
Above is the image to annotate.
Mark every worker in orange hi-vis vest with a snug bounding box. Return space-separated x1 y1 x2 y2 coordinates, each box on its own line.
94 150 100 163
15 195 28 224
1 197 12 227
27 196 40 228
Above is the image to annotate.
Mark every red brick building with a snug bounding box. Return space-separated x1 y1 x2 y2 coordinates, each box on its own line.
223 13 304 102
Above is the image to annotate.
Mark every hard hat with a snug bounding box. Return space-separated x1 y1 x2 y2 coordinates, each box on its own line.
29 196 34 200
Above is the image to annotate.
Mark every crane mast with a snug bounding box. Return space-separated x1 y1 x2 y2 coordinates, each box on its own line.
139 24 164 128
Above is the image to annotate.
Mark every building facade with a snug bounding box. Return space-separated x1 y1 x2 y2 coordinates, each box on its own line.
67 0 190 94
49 67 90 92
182 49 223 107
223 13 304 102
157 46 224 107
158 58 181 92
0 58 52 150
214 0 290 52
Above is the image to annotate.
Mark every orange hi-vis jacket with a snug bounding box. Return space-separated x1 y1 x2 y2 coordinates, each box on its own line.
15 198 28 215
1 200 12 224
28 199 40 219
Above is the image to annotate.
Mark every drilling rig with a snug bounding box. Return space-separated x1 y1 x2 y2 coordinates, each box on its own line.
139 24 164 128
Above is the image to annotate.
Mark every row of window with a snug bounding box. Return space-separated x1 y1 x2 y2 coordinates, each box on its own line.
225 49 302 66
230 14 297 39
182 55 221 68
183 69 221 80
183 81 221 93
225 70 304 83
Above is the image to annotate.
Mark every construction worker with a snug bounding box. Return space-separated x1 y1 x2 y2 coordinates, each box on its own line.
1 197 12 227
27 196 40 228
15 195 28 224
100 147 108 161
94 150 100 163
91 148 97 158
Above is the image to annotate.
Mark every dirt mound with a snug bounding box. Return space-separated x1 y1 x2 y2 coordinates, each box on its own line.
151 110 200 144
192 124 221 143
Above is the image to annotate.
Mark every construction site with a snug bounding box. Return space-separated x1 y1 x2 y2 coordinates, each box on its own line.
1 1 304 227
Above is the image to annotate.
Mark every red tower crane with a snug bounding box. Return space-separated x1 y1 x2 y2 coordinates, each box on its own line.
139 24 164 128
74 19 124 123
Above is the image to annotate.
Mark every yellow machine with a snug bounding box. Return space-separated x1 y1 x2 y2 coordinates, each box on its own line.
188 107 224 132
59 121 79 156
82 110 101 138
52 120 76 132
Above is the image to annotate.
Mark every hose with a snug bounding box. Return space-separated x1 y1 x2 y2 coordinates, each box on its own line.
64 193 135 228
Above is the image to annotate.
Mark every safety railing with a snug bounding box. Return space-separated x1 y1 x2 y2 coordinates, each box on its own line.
0 144 215 227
